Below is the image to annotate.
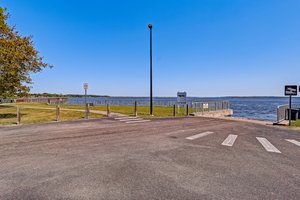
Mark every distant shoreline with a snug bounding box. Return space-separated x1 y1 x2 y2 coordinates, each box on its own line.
27 93 296 98
71 96 292 98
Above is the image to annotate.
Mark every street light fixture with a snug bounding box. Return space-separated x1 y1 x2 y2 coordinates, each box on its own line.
148 24 153 115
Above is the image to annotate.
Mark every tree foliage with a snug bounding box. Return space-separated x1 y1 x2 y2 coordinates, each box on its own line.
0 7 51 98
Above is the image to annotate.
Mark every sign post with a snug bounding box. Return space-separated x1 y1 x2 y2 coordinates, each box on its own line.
284 85 298 126
83 83 89 119
177 92 187 113
83 83 88 105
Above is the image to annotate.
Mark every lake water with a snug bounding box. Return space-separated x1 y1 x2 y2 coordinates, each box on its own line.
226 97 300 122
68 97 300 122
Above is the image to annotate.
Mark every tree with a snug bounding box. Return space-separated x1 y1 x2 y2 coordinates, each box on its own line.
0 7 51 98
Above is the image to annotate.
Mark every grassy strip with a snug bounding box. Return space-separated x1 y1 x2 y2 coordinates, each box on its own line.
93 105 189 118
291 120 300 127
5 103 193 117
0 104 103 125
12 103 192 116
0 103 193 125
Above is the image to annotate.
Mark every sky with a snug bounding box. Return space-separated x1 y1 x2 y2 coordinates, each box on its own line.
1 0 300 97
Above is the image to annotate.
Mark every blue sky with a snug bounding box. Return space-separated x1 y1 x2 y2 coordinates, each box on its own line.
1 0 300 97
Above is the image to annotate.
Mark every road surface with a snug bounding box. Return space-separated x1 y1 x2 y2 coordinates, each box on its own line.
0 117 299 200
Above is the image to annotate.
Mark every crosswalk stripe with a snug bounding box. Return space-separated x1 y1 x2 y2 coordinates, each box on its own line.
119 118 144 122
285 139 300 147
115 117 137 120
222 134 238 146
256 137 281 153
186 131 214 140
166 129 197 135
125 120 151 124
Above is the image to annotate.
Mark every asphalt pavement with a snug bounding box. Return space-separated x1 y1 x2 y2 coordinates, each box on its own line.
0 116 299 200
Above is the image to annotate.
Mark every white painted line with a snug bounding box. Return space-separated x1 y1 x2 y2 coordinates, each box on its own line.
119 118 144 122
256 137 281 153
222 134 238 146
285 139 300 147
166 129 197 135
186 131 214 140
125 120 151 124
115 117 137 120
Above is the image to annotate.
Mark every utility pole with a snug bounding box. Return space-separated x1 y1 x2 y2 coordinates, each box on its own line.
148 24 153 115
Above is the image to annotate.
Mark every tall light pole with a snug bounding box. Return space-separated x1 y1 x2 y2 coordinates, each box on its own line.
148 24 153 115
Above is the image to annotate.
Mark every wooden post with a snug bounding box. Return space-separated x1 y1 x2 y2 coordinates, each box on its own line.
134 101 138 117
107 104 110 117
289 95 292 126
173 104 176 117
186 104 189 116
85 103 90 119
16 106 21 125
56 105 60 122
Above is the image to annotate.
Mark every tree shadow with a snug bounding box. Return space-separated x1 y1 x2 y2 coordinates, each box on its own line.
0 105 15 109
0 113 17 119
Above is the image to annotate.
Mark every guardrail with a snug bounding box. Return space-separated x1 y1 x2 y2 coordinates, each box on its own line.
191 101 230 114
66 99 180 107
16 97 68 104
277 104 300 123
277 105 289 123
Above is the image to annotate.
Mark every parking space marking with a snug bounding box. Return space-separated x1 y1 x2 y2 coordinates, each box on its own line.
186 131 214 140
125 120 151 124
256 137 281 153
285 139 300 147
222 134 238 146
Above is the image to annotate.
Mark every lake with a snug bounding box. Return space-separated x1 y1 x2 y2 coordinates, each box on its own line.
68 97 300 122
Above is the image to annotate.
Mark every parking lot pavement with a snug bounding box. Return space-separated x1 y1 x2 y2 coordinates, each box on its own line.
0 117 299 200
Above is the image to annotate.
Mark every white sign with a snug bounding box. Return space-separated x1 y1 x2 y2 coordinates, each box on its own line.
83 83 88 90
177 92 187 105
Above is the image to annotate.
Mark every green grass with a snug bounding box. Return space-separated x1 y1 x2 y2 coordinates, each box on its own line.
91 105 191 118
91 105 188 117
13 103 192 117
0 103 192 125
291 120 300 127
0 104 103 125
